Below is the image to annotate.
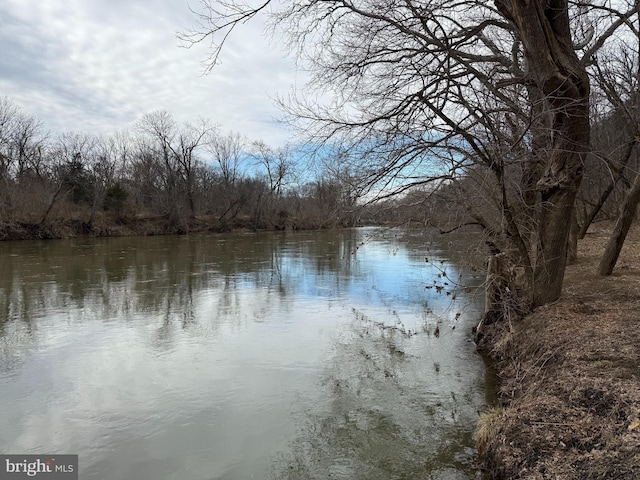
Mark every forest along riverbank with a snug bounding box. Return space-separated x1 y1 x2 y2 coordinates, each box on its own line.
0 214 347 241
475 222 640 479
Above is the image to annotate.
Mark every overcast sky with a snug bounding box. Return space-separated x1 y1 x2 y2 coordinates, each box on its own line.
0 0 300 145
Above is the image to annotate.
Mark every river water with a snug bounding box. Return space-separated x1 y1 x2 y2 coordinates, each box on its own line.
0 227 491 479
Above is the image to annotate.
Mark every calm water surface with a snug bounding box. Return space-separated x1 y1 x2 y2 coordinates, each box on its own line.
0 228 491 479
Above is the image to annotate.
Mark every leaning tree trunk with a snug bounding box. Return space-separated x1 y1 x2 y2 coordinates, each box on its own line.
501 0 591 307
579 139 637 239
598 172 640 275
40 182 66 227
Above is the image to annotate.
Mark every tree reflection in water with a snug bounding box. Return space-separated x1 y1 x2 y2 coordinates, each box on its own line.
0 228 489 480
269 305 485 480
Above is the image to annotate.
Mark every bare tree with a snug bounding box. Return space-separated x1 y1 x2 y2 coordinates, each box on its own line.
578 24 640 240
0 98 48 220
250 140 295 196
136 111 213 223
39 132 97 226
174 119 215 219
182 0 640 308
206 131 248 228
90 131 135 224
0 97 20 175
586 7 640 275
208 131 245 186
598 173 640 274
136 111 181 222
128 137 165 213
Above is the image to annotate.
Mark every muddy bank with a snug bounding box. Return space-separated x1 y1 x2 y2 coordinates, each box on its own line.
476 223 640 479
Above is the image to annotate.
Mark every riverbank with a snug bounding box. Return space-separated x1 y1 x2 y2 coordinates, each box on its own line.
476 222 640 479
0 214 344 241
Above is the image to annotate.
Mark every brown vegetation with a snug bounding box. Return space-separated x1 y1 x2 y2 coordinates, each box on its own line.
0 98 365 241
476 222 640 479
0 209 351 242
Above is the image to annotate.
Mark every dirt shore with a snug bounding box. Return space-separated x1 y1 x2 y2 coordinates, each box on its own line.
476 223 640 479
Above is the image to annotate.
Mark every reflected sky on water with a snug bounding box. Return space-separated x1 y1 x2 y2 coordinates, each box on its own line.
0 227 490 479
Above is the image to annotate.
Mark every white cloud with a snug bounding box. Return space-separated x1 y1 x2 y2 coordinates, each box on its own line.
0 0 301 146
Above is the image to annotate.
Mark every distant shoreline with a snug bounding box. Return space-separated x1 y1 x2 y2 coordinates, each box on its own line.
0 215 358 242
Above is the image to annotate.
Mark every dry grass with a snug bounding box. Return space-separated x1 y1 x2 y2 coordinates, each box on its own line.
477 407 506 458
478 222 640 479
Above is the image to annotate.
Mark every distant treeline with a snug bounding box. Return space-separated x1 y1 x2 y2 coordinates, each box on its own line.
3 95 633 243
0 99 367 240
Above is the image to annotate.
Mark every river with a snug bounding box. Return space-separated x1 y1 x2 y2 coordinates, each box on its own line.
0 227 492 479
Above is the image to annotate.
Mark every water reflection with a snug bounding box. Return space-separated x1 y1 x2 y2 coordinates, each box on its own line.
0 228 489 479
268 303 485 480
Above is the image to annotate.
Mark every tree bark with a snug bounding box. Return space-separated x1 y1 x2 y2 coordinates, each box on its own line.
503 1 591 306
567 205 578 265
484 253 510 320
598 173 640 275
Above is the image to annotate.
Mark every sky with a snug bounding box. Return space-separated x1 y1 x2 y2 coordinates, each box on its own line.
0 0 300 146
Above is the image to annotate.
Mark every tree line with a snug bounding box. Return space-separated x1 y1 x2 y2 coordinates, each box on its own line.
0 99 364 238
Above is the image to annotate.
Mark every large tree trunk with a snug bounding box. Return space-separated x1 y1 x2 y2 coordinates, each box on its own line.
502 0 591 307
598 172 640 275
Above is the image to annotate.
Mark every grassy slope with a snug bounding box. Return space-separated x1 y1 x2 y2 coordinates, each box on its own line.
477 223 640 479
